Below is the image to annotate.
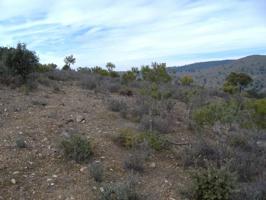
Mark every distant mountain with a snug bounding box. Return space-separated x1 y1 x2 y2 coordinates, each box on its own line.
168 60 234 74
169 55 266 92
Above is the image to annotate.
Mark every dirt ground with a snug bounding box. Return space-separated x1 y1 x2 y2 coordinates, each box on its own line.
0 83 192 200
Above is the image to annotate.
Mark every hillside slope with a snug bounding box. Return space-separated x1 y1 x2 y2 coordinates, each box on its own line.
170 55 266 92
168 60 234 74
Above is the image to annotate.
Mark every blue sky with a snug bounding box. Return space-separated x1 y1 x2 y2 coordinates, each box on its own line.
0 0 266 70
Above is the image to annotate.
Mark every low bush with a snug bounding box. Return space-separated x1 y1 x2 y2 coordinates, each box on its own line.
47 70 79 81
124 150 145 172
60 134 92 163
138 132 167 151
229 149 265 182
232 181 266 200
139 115 174 134
90 161 104 182
37 76 52 87
115 129 138 149
227 132 253 152
192 100 238 127
190 166 236 200
107 98 127 112
80 76 98 90
16 137 27 148
247 98 266 129
121 71 136 85
107 82 121 93
115 129 167 151
181 141 224 168
101 174 140 200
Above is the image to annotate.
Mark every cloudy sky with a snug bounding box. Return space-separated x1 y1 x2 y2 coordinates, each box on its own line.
0 0 266 70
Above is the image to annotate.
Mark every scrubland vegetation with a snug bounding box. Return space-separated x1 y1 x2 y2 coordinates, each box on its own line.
0 43 265 200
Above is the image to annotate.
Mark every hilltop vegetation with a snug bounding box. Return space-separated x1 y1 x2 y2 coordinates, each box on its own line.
0 43 265 200
169 55 266 94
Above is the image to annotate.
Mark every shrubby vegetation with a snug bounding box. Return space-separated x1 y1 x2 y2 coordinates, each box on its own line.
90 161 104 182
180 75 194 86
223 72 253 94
61 134 93 163
1 43 265 200
115 129 167 151
101 174 140 200
190 166 236 200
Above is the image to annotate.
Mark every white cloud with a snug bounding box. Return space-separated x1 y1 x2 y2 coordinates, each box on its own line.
0 0 265 70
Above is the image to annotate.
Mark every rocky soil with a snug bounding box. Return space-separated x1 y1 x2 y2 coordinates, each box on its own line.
0 83 192 200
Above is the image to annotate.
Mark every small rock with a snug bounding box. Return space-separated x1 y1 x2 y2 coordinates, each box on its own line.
80 167 87 172
93 186 97 190
149 162 156 168
52 174 58 178
164 179 169 183
100 187 104 192
11 179 16 184
47 178 52 182
50 183 55 186
13 171 19 175
61 131 70 138
76 115 85 123
257 140 266 148
66 119 74 124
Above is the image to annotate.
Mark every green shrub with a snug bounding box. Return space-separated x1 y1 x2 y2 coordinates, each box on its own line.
35 63 57 73
228 133 252 151
248 98 266 128
115 129 138 149
109 71 120 78
223 72 253 94
191 166 236 200
91 66 109 76
124 150 145 172
5 43 39 82
16 137 27 148
141 62 171 83
90 161 104 182
115 129 167 151
101 175 140 200
122 71 136 84
223 82 238 94
192 100 238 127
138 132 167 151
107 98 127 112
180 75 193 86
181 141 223 168
61 134 92 163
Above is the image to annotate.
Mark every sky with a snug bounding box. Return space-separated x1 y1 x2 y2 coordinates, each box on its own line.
0 0 266 70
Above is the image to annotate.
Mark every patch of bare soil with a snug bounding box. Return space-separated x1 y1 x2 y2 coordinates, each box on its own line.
0 83 193 200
